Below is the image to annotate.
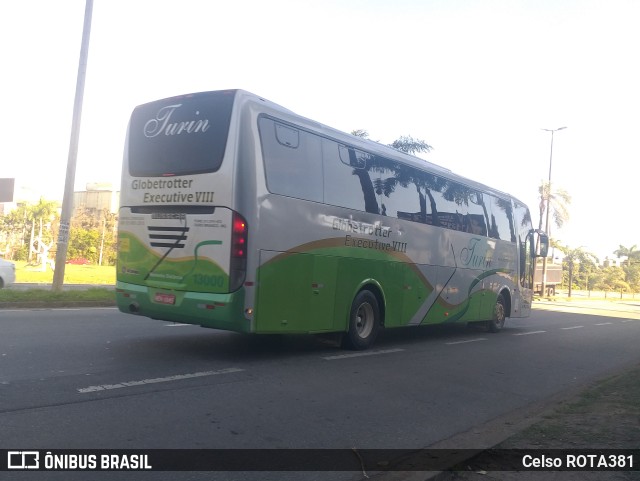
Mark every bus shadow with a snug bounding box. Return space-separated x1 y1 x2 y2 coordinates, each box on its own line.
114 321 494 364
112 327 341 364
374 322 489 348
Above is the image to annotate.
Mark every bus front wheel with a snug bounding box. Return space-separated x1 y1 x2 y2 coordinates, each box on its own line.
342 290 380 350
487 293 506 333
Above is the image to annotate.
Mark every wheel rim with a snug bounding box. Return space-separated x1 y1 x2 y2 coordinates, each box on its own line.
495 302 505 328
355 302 374 338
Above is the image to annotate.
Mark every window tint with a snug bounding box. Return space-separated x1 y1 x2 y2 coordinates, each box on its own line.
413 172 448 227
275 123 299 148
465 191 488 236
129 90 235 176
324 141 379 214
338 145 368 169
425 181 475 233
258 115 518 242
377 159 421 220
259 117 323 203
514 201 534 288
487 195 514 241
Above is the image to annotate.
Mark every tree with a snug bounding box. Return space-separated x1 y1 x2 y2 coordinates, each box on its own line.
537 181 571 233
29 197 59 269
0 199 59 264
389 135 433 155
614 244 640 267
351 129 369 138
350 130 433 156
69 207 117 265
595 266 629 298
555 243 599 297
626 263 640 297
0 204 31 259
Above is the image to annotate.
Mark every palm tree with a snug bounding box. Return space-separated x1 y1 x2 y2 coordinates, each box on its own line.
613 244 640 267
537 181 571 233
555 243 599 297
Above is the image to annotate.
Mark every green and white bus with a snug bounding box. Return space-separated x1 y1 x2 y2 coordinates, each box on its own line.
116 89 548 349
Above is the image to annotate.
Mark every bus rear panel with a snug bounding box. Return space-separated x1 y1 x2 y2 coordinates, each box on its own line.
117 90 251 332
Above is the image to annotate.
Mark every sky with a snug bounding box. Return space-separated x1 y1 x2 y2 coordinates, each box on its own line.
1 0 639 260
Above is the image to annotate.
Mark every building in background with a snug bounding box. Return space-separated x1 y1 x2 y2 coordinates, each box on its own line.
0 178 16 216
72 183 119 221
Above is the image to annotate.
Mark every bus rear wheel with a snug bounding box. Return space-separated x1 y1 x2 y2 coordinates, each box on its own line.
487 293 506 333
342 290 380 350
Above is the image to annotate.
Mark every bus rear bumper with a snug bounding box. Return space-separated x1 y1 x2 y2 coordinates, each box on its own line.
115 281 251 333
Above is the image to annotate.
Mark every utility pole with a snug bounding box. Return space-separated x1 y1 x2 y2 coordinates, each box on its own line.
52 0 93 291
540 126 566 297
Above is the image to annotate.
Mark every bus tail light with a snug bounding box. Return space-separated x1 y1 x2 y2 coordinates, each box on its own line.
229 212 248 291
232 214 248 259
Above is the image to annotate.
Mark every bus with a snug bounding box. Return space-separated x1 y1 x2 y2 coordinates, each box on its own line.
116 89 548 349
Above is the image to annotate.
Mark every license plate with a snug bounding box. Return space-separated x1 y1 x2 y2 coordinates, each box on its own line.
154 293 176 305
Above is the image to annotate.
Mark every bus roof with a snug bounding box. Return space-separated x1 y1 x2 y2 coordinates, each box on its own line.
137 89 527 207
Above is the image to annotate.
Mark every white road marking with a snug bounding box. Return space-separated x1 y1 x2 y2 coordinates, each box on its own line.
54 307 118 311
445 338 487 345
322 348 405 360
513 330 547 336
561 326 584 330
77 367 244 393
595 322 613 326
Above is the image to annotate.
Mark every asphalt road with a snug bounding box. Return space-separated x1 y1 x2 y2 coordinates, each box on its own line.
1 304 639 481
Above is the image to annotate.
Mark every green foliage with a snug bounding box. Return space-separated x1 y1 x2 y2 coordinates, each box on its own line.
595 266 630 295
349 130 433 156
350 129 369 138
389 135 433 155
626 264 640 294
1 202 117 266
538 181 571 232
0 198 59 260
614 244 640 267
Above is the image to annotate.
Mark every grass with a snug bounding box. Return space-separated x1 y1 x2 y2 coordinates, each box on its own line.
1 262 116 307
0 287 114 305
500 364 640 450
13 261 116 285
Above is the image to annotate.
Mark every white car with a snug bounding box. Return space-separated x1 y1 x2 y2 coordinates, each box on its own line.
0 258 16 288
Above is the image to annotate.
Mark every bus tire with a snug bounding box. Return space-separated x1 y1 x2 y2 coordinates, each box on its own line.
487 293 506 333
342 290 380 350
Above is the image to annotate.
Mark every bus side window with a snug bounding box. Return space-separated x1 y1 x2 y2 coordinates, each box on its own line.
324 140 378 214
487 195 513 241
338 145 366 169
377 158 421 220
259 117 323 203
513 201 534 288
275 123 299 148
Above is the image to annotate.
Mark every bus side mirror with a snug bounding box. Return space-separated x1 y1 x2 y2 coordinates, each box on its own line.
533 231 549 258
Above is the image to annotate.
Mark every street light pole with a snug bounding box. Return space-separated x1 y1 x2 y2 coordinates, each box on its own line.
540 126 567 297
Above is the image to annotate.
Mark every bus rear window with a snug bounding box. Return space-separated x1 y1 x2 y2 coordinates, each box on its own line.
128 90 236 177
